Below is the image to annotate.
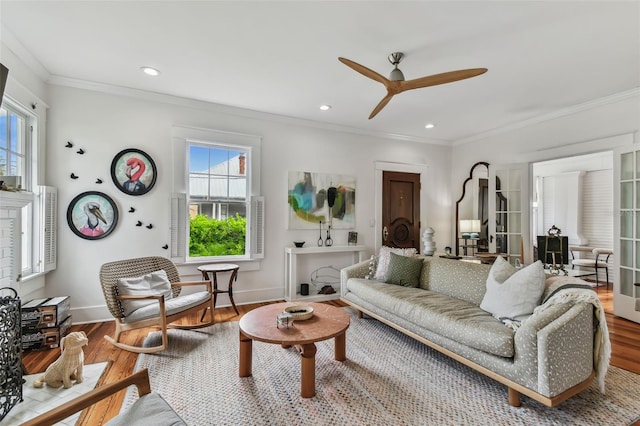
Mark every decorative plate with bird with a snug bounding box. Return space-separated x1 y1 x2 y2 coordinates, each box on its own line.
67 191 118 240
110 148 157 196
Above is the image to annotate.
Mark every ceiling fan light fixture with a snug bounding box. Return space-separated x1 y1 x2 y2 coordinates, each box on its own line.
389 68 405 81
141 66 161 76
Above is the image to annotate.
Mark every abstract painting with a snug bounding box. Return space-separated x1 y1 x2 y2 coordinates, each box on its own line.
288 171 355 230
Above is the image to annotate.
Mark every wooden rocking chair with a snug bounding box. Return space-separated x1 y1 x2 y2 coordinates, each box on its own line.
22 369 186 425
99 256 215 353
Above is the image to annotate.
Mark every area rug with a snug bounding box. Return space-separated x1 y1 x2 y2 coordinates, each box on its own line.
3 361 109 425
126 309 640 425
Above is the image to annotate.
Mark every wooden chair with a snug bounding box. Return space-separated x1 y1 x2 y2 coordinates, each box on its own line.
21 369 186 426
99 256 215 353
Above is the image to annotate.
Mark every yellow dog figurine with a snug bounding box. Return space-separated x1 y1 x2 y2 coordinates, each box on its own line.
33 331 88 389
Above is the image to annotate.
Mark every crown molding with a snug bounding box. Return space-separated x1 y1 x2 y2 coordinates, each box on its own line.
1 27 50 81
47 75 448 146
48 73 637 148
453 88 640 146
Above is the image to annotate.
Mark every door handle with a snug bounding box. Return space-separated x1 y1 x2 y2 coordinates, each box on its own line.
490 235 494 243
383 226 389 242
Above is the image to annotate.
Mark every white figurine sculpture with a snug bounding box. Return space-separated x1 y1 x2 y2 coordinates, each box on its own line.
422 227 436 256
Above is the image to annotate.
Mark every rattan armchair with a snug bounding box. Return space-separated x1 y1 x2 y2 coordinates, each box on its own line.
99 256 215 353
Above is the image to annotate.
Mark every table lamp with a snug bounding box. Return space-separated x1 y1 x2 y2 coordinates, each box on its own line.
460 219 481 239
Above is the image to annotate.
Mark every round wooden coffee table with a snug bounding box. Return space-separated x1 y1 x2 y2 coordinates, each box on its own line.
238 302 350 398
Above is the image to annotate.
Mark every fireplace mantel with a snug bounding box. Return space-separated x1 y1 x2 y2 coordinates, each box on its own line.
0 190 35 208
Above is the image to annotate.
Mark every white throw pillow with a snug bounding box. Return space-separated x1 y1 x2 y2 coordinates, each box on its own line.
116 270 173 316
374 246 418 281
480 256 545 319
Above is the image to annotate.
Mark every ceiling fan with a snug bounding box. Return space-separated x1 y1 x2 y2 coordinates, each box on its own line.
338 52 487 119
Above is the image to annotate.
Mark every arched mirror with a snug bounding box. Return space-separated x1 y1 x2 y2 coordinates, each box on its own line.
455 162 489 256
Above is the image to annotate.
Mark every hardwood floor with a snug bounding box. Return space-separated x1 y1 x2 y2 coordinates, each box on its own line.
22 292 640 425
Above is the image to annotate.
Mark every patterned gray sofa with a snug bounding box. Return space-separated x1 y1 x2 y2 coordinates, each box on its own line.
340 255 605 407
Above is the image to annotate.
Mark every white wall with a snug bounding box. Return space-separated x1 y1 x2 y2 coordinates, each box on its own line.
450 93 640 260
45 84 451 322
8 29 638 322
533 152 614 247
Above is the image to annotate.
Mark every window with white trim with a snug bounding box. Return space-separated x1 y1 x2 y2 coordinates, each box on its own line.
171 126 263 262
188 144 249 257
0 100 55 278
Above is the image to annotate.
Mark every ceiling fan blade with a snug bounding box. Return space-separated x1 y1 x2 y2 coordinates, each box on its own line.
400 68 487 92
369 93 395 119
339 57 389 86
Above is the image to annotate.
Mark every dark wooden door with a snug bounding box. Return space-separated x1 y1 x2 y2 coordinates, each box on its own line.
382 171 420 249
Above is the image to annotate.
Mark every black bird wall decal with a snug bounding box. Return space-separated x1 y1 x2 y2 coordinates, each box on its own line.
128 207 135 213
162 244 169 250
65 141 73 148
146 224 153 229
95 178 103 184
77 148 85 155
136 220 142 227
70 173 79 179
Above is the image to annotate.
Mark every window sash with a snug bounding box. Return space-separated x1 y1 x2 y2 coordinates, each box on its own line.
187 143 250 259
0 106 27 183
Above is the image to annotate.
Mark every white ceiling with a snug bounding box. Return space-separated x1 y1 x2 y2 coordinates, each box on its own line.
1 1 639 144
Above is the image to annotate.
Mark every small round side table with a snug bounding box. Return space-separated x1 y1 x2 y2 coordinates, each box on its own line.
197 263 240 321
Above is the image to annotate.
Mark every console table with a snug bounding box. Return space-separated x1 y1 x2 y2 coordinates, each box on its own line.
458 237 480 256
284 245 367 302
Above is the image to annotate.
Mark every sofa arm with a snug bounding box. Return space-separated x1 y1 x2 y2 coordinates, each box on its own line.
340 259 371 296
518 303 572 335
516 303 594 397
537 303 594 396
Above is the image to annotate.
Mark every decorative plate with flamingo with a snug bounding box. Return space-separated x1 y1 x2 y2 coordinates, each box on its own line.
110 148 157 196
67 191 118 240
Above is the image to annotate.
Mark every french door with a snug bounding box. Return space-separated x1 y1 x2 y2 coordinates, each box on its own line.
614 146 640 323
489 163 531 264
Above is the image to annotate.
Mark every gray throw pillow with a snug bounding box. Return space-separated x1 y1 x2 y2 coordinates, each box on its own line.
116 270 172 316
385 252 424 287
374 246 418 280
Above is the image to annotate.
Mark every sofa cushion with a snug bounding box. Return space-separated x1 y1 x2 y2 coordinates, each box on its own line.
374 246 418 280
346 278 514 358
420 257 491 306
385 252 423 287
480 257 545 319
117 270 173 316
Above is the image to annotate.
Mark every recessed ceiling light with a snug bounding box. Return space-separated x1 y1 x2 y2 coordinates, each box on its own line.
425 123 435 129
319 105 332 111
141 66 161 76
